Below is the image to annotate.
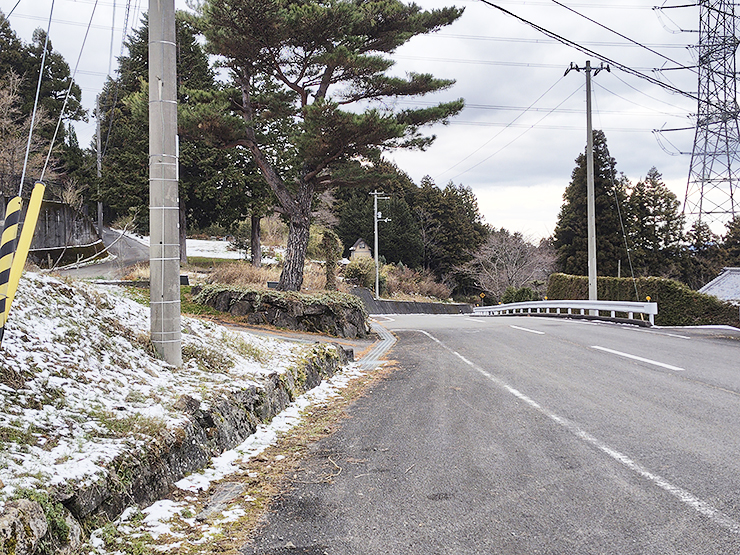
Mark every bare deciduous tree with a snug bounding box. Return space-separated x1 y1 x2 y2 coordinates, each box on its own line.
463 228 555 300
0 72 56 197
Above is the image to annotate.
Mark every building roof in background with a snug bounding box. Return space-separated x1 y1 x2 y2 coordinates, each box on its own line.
699 268 740 303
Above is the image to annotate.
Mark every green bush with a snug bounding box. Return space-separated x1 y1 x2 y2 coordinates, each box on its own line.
546 273 740 327
502 286 538 304
343 257 386 292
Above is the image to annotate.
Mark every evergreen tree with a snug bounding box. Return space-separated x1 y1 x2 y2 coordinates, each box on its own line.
98 12 255 238
721 216 740 267
412 177 488 280
196 0 465 290
625 167 684 277
678 220 724 289
553 130 628 277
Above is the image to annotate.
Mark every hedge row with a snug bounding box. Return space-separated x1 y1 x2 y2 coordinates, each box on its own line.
546 273 740 327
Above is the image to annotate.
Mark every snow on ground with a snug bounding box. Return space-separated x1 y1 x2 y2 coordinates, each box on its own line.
126 233 281 263
87 362 368 553
0 272 305 511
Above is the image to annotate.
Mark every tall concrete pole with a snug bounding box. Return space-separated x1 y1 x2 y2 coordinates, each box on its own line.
95 96 103 236
149 0 182 366
370 191 390 300
373 191 379 300
585 60 597 303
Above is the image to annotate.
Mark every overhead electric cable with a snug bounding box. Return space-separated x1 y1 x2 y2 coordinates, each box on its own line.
108 0 116 76
6 0 22 17
609 72 692 110
396 55 656 72
41 0 100 181
18 0 54 196
477 0 702 105
437 33 689 50
594 81 689 115
549 0 696 73
448 83 583 181
101 0 134 159
436 76 565 179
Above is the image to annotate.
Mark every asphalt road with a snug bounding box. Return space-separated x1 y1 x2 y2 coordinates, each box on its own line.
241 315 740 555
56 227 149 279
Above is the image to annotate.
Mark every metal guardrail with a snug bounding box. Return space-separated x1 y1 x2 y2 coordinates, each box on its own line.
473 300 658 325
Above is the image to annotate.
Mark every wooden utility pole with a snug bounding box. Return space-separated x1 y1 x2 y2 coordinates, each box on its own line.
149 0 181 366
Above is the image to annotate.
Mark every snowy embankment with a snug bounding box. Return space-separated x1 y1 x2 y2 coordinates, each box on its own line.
0 272 358 519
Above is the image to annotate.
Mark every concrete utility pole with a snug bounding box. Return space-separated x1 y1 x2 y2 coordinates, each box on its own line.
370 191 390 300
149 0 182 366
95 96 103 236
565 60 609 305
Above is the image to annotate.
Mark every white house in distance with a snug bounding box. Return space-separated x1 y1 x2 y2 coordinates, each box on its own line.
349 238 372 261
699 267 740 304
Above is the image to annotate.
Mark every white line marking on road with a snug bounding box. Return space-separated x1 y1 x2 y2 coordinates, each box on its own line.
413 329 740 535
591 345 685 371
510 325 545 335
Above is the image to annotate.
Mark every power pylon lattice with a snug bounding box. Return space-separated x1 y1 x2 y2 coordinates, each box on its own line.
684 0 740 226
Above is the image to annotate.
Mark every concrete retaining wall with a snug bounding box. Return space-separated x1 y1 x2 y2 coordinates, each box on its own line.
351 288 473 315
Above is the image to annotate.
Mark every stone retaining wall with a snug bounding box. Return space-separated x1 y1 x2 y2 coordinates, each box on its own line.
0 344 352 555
194 286 371 339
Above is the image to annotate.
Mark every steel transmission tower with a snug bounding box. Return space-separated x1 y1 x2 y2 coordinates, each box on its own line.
684 0 740 226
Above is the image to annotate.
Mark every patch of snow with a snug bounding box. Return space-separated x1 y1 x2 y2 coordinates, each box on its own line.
0 272 305 504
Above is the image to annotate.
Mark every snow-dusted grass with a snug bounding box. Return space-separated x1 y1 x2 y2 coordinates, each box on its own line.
0 272 303 511
88 361 367 553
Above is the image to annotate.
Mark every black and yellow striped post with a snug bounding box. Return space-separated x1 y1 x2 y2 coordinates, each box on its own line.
1 183 46 347
0 196 22 345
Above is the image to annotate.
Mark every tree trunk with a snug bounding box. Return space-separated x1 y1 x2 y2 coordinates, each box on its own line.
278 211 310 291
251 213 261 268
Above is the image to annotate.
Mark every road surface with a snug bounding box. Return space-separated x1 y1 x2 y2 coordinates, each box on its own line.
56 227 149 279
242 314 740 554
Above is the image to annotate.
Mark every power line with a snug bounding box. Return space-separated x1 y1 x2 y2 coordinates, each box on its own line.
549 0 696 73
436 33 690 50
395 54 657 73
448 83 584 181
42 0 100 180
478 0 701 105
435 76 566 179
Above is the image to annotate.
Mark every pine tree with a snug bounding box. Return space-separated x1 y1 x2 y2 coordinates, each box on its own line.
553 130 628 277
196 0 465 290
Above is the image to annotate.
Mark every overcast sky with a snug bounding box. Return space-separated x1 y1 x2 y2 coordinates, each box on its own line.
2 0 702 239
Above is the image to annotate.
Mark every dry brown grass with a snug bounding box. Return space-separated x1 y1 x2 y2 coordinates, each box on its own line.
385 265 451 300
205 260 346 292
207 263 280 286
261 215 289 246
122 263 150 281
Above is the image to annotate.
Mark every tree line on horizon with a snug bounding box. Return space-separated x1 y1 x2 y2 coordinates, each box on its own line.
0 4 737 300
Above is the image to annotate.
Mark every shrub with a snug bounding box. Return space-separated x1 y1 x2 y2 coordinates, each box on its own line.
343 257 379 290
501 286 538 304
384 264 451 300
547 273 740 327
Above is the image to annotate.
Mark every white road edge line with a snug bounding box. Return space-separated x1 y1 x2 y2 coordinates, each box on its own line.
510 325 545 335
591 345 685 371
414 329 740 535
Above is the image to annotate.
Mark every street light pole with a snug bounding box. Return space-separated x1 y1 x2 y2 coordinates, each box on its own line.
370 190 390 300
